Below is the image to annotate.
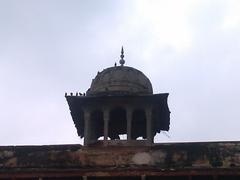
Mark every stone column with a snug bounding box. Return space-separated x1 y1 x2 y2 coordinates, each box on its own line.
103 108 109 145
146 107 153 145
127 108 132 141
84 109 91 146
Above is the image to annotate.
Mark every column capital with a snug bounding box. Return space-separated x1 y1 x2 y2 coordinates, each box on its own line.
82 107 91 114
145 105 153 111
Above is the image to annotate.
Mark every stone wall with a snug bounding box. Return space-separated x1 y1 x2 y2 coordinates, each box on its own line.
0 142 240 178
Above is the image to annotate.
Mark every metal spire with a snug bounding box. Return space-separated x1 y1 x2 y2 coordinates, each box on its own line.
119 46 125 66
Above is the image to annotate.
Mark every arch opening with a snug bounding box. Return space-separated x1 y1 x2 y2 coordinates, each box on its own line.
109 107 127 140
131 109 147 140
89 110 104 143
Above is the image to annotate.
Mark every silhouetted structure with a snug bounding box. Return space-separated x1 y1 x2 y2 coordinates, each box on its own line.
66 47 170 146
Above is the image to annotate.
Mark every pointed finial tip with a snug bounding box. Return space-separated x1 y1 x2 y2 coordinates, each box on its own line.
119 46 125 66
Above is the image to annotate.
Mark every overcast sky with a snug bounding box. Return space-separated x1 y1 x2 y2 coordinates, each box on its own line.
0 0 240 145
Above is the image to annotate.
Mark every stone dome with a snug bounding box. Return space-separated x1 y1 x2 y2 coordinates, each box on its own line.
87 66 153 96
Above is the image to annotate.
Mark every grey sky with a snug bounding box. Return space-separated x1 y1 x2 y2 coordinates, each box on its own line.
0 0 240 145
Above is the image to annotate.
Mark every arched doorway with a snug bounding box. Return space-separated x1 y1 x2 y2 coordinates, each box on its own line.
89 110 104 143
131 109 147 139
109 107 127 140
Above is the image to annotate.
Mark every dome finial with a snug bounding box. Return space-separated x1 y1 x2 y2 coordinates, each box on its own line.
119 46 125 66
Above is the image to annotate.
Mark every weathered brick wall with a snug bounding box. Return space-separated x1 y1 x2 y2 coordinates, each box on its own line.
0 142 240 177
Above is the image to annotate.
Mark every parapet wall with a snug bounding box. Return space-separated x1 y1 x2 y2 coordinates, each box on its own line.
0 142 240 178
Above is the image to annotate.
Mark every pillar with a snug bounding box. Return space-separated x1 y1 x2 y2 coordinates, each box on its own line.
103 108 109 145
146 107 153 144
84 109 91 146
127 108 132 141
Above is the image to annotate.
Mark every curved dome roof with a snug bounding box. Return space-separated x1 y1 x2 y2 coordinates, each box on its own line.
87 66 153 96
